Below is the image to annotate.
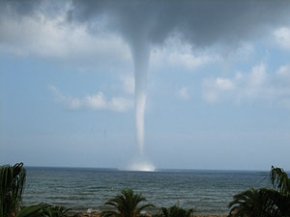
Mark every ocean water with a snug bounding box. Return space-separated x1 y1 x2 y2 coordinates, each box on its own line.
23 167 271 215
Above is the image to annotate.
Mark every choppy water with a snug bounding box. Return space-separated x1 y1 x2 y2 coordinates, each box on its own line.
23 167 271 215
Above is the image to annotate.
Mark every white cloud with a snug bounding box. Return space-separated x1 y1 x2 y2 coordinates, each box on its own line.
277 65 290 78
203 63 290 106
166 52 213 71
49 86 133 112
177 87 191 101
151 36 220 71
0 10 131 64
215 78 235 91
203 78 235 103
109 97 133 112
82 94 107 110
248 64 267 87
274 27 290 50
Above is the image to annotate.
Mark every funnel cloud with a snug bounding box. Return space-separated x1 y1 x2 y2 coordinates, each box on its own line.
132 42 150 154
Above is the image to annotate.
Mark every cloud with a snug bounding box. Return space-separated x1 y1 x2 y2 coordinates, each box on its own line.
274 27 290 50
49 86 133 112
202 63 290 106
277 65 290 78
1 1 290 58
0 4 130 66
177 87 191 101
1 1 290 86
70 0 290 57
203 78 235 103
151 37 219 71
215 78 235 91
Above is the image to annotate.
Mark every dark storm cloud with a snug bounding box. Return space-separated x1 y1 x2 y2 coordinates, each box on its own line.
0 0 66 17
71 0 290 47
1 0 290 48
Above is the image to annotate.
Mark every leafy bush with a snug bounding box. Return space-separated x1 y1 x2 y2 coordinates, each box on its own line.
154 205 194 217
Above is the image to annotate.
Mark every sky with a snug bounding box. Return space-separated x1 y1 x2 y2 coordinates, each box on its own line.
1 0 290 171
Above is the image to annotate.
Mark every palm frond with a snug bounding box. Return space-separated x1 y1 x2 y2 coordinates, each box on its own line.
229 188 283 217
17 204 48 217
101 189 151 217
43 205 71 217
271 166 290 194
0 163 26 217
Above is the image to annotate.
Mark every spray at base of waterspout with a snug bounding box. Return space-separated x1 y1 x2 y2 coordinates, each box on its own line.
127 160 155 172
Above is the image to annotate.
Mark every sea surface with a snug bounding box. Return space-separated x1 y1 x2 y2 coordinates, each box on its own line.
23 167 271 215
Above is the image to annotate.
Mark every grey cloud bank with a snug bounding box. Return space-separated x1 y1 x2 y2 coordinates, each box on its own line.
71 0 290 47
1 0 290 52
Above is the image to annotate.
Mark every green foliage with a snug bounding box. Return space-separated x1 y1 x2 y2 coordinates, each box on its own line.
42 205 70 217
101 189 153 217
229 166 290 217
16 204 70 217
228 188 279 217
0 163 26 217
17 204 48 217
0 163 70 217
271 166 290 194
155 205 193 217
